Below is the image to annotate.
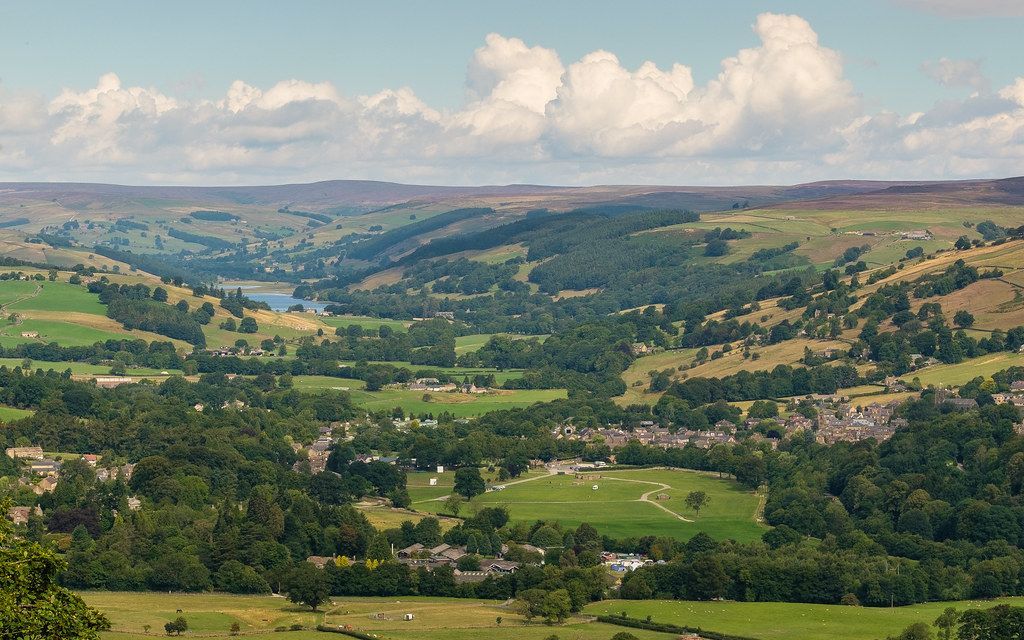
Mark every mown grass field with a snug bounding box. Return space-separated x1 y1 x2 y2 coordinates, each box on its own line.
414 467 765 541
406 468 545 503
585 597 1024 640
82 591 674 640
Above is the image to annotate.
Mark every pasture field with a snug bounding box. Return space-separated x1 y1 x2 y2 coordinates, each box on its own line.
618 338 849 407
586 597 1024 640
903 351 1024 387
5 280 108 314
320 314 413 332
454 332 547 354
355 502 461 532
0 318 134 348
291 375 566 416
0 357 181 377
347 387 566 417
0 404 33 421
618 348 698 406
910 277 1024 331
0 278 192 348
82 591 674 640
338 361 526 385
415 467 765 541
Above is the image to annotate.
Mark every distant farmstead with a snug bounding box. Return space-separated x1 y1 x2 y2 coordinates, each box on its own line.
94 376 135 389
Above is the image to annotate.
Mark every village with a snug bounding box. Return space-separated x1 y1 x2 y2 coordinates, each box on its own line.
4 445 140 525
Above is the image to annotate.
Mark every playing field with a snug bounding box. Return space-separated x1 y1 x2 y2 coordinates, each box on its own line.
81 591 675 640
413 467 765 541
586 597 1024 640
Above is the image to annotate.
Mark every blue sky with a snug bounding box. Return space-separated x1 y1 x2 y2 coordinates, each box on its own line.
1 0 1023 185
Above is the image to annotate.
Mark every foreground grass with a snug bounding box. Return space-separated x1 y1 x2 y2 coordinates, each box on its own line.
82 591 673 640
586 597 1024 640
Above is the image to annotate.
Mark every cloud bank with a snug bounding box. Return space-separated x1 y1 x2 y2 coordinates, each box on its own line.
1 12 1023 185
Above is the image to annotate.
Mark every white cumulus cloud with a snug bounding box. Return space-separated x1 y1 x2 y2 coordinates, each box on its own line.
0 13 1022 185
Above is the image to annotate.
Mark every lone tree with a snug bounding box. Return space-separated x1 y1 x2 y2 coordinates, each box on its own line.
454 467 485 499
934 607 959 640
0 498 110 639
285 562 329 611
685 490 710 518
443 493 464 517
953 310 975 328
164 616 188 636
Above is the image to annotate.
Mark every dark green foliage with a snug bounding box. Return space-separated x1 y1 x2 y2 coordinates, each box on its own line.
92 281 206 346
0 500 110 639
348 208 491 260
977 220 1006 241
454 467 485 498
189 210 239 222
595 615 758 640
285 563 329 610
167 227 235 249
280 208 333 224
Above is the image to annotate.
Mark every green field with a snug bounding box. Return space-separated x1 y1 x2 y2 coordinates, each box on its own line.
320 314 412 332
0 278 192 348
81 589 1024 640
415 467 765 541
290 375 565 417
6 280 108 314
338 361 526 385
586 597 1024 640
349 387 566 417
903 351 1024 387
455 333 547 354
0 358 181 377
0 404 33 421
81 591 674 640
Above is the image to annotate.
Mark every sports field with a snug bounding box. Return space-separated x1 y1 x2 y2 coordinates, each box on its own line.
414 467 765 541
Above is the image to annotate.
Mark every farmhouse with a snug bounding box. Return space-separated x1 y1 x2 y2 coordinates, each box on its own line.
20 331 38 338
306 555 335 569
29 458 61 475
94 376 134 389
5 446 44 460
7 505 41 525
901 230 932 241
